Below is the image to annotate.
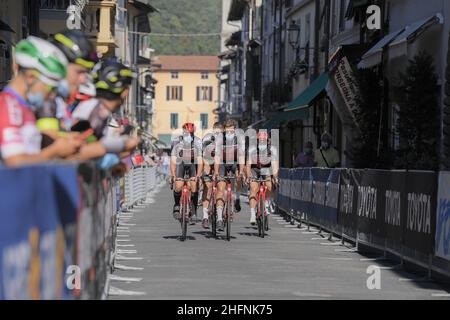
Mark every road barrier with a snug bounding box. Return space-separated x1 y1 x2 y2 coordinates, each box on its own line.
0 163 160 300
276 168 450 279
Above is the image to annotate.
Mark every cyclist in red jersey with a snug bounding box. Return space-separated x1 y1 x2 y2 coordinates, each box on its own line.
214 119 245 231
0 36 81 166
201 122 223 229
246 131 279 225
170 123 204 224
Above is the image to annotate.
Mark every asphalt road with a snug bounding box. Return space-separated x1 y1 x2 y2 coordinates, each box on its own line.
108 183 450 300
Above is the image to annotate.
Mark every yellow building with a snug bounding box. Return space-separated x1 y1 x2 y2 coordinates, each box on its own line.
152 55 220 146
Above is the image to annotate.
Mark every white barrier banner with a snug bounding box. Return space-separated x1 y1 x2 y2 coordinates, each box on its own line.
436 172 450 261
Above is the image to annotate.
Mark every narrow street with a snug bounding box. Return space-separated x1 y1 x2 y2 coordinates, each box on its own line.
108 182 450 300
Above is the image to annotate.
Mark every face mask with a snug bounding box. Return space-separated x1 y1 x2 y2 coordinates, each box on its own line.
27 91 45 109
57 79 70 98
322 142 330 149
258 144 268 151
225 133 235 141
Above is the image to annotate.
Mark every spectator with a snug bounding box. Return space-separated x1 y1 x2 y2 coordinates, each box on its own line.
294 141 315 168
314 132 341 168
0 36 81 167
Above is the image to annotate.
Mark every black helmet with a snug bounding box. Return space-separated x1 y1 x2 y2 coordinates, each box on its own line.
52 30 98 69
92 59 136 96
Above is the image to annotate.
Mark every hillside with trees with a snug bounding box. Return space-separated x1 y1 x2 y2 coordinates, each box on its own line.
149 0 222 55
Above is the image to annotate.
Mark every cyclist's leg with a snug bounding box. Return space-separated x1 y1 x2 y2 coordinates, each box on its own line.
173 164 184 218
264 177 273 214
189 164 199 223
233 164 242 213
249 168 260 224
215 164 226 227
202 162 212 223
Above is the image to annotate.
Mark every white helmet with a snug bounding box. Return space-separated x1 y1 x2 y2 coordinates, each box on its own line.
15 36 68 87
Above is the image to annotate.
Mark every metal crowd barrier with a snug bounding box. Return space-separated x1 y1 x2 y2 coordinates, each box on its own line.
0 163 166 300
275 168 450 281
122 165 161 211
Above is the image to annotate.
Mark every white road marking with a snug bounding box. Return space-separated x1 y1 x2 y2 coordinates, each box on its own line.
303 231 319 235
117 239 131 242
360 257 386 262
320 242 342 246
292 292 332 298
283 225 297 228
432 293 450 297
120 223 136 226
109 274 142 282
117 244 135 247
117 234 129 237
320 257 354 261
108 286 146 296
335 248 358 252
114 264 144 271
117 249 137 254
115 255 143 261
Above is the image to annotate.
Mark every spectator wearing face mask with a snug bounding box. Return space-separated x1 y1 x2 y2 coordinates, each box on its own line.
294 141 315 168
314 133 340 168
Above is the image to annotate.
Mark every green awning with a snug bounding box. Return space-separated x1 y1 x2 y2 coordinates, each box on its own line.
157 134 172 147
285 72 328 112
260 108 310 130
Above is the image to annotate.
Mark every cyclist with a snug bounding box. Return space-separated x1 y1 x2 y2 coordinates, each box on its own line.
71 59 139 160
214 119 245 231
246 131 279 225
36 30 98 139
0 36 81 166
201 122 223 229
170 123 204 225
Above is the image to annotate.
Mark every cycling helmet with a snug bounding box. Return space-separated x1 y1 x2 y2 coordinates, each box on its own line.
92 59 136 95
52 30 98 69
75 73 96 100
182 123 195 134
15 36 68 86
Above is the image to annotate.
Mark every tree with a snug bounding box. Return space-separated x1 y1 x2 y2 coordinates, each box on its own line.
348 68 393 169
393 51 440 170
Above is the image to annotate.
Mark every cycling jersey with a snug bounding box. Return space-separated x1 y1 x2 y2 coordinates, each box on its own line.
202 133 217 164
0 87 42 160
248 145 278 177
171 135 202 165
221 135 244 165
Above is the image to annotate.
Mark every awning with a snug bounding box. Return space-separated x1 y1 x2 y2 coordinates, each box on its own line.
228 0 248 22
260 108 310 130
358 13 443 69
157 134 172 147
225 31 242 47
285 72 329 111
0 19 15 33
388 14 443 60
357 29 404 69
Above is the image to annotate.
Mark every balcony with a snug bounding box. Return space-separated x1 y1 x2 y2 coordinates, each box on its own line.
85 0 117 57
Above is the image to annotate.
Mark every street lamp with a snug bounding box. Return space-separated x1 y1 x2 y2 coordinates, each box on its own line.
287 20 300 50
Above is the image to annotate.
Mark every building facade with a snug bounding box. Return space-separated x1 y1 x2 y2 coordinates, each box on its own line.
152 56 220 147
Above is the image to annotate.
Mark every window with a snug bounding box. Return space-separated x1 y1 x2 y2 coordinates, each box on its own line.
170 113 179 129
171 72 179 79
196 86 213 101
201 72 209 79
200 113 208 130
166 86 183 101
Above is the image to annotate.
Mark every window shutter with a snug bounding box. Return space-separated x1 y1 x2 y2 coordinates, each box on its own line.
209 87 213 101
166 86 170 100
179 86 183 101
196 87 199 101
